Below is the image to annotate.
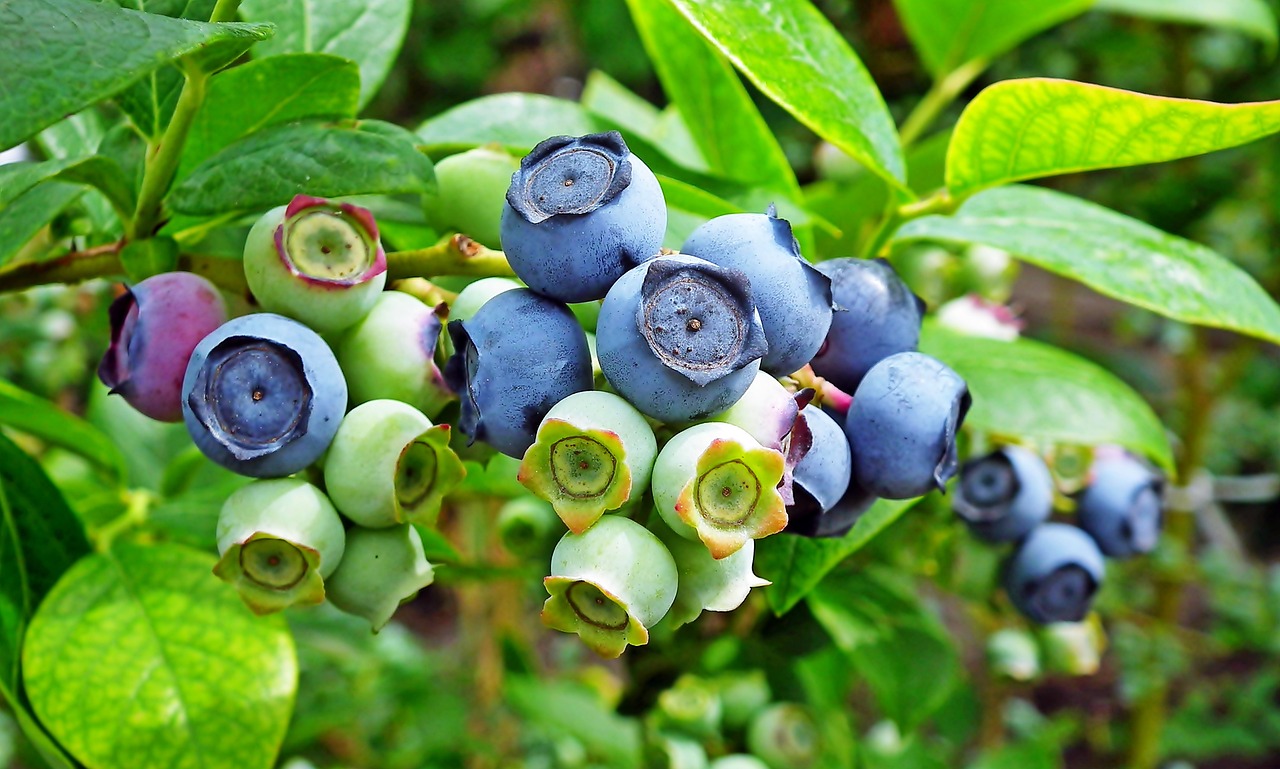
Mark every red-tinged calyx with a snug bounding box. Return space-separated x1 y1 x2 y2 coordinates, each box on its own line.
276 195 386 287
675 438 787 559
541 576 649 658
213 532 325 615
395 424 466 527
519 419 632 533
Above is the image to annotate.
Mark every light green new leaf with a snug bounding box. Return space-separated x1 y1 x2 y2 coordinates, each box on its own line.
919 325 1174 472
240 0 411 108
0 0 272 151
0 379 127 481
169 119 434 216
1097 0 1277 47
666 0 906 190
179 53 361 181
625 0 796 193
948 78 1280 197
505 677 642 769
755 498 922 615
417 93 602 154
580 72 710 173
897 185 1280 347
23 543 297 769
892 0 1091 78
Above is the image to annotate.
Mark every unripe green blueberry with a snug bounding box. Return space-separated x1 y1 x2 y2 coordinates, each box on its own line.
214 478 346 615
449 277 522 323
986 628 1040 681
497 496 564 558
542 516 678 658
654 674 723 739
1038 619 1104 676
519 390 658 534
336 290 452 418
646 732 709 769
423 146 520 247
710 757 771 769
746 704 820 769
323 399 465 529
652 423 787 559
243 195 387 333
325 524 436 632
656 520 768 628
715 671 772 730
703 370 799 451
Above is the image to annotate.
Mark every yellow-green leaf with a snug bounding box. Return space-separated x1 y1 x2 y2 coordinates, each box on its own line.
947 78 1280 197
1097 0 1277 47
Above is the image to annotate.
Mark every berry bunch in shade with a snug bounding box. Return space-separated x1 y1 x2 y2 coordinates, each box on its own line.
952 443 1165 625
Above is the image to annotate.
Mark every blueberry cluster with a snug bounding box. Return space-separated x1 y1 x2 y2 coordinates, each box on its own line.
444 131 973 657
953 445 1165 624
98 195 463 629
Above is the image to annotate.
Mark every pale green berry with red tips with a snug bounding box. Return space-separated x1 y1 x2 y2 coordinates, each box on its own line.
214 478 346 615
542 515 677 658
702 370 799 451
325 524 435 632
336 290 452 419
655 521 769 629
243 195 387 334
518 390 657 534
652 422 787 559
323 399 465 529
746 704 820 769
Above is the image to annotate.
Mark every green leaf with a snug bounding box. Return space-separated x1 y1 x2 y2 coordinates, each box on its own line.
658 174 743 247
666 0 905 190
892 0 1091 78
947 78 1280 197
1097 0 1277 47
416 93 602 155
0 0 272 151
755 497 922 615
0 380 127 481
0 182 84 269
240 0 411 108
23 542 297 769
504 676 642 769
898 185 1280 346
0 157 133 224
580 72 709 173
179 53 361 181
625 0 797 193
110 0 216 139
919 324 1175 472
169 119 434 215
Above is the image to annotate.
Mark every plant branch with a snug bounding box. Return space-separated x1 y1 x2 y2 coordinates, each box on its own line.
860 190 958 259
0 242 125 292
129 62 208 241
209 0 242 22
387 234 515 280
899 59 988 150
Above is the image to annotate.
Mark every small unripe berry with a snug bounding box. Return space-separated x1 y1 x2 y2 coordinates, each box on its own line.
336 290 452 418
325 524 436 632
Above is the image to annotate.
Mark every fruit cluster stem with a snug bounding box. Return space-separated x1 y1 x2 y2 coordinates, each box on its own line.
129 64 208 241
386 234 515 280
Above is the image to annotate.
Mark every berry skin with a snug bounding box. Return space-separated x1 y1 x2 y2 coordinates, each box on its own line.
448 277 522 324
424 145 520 247
652 422 787 559
597 254 769 423
704 370 800 451
444 288 593 458
953 445 1054 543
802 479 877 539
214 478 346 615
182 313 347 478
746 703 820 769
1076 451 1163 557
243 195 387 334
656 523 769 629
323 399 465 529
844 351 971 500
518 390 657 534
336 290 452 418
681 206 833 376
809 257 923 393
325 524 436 632
783 405 853 536
501 131 665 302
541 515 678 658
1004 523 1106 625
97 272 227 422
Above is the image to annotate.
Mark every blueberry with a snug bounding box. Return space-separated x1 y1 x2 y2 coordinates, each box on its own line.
243 195 387 334
596 254 768 423
953 445 1054 543
448 277 522 323
424 146 520 248
803 479 877 539
501 131 666 302
325 524 436 632
654 521 768 629
98 272 227 422
444 288 593 458
844 351 970 499
1076 451 1163 557
783 405 853 536
1004 523 1105 624
336 290 452 418
496 496 564 558
705 370 800 451
745 703 820 769
809 258 924 393
654 675 724 740
182 313 347 477
681 206 832 376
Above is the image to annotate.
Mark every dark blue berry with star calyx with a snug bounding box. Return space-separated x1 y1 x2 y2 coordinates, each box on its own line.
1005 523 1105 625
954 445 1054 543
1077 451 1164 558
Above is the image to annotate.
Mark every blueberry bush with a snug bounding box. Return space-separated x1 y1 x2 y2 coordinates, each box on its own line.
2 0 1280 767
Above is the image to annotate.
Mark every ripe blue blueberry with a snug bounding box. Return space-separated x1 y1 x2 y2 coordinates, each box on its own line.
954 445 1054 543
596 254 768 423
182 313 347 477
783 405 853 536
98 271 227 422
501 131 665 302
1004 523 1105 624
681 206 833 376
444 288 593 458
804 479 878 539
844 351 970 499
1076 451 1163 557
809 257 924 393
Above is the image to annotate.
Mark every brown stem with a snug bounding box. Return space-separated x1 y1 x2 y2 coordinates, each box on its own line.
0 242 124 292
